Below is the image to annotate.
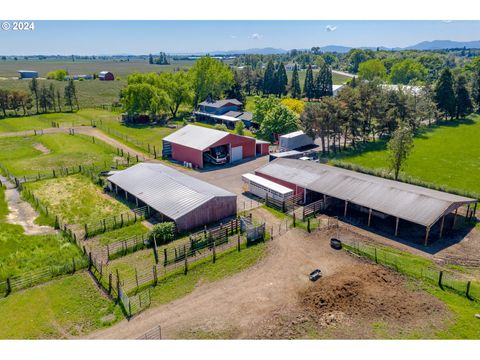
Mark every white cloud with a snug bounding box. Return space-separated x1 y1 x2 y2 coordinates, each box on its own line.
442 20 453 23
249 33 263 40
325 25 337 32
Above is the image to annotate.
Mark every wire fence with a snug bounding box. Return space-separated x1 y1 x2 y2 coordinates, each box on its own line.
137 325 162 340
0 257 88 298
342 239 480 302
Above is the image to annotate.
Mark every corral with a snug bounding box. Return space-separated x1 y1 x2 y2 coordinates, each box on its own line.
255 158 477 245
162 125 267 168
107 162 237 232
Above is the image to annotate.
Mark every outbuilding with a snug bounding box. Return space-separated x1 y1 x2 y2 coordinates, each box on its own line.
256 158 478 245
107 162 237 233
162 125 257 168
242 173 293 202
279 130 314 151
98 71 114 81
18 70 38 79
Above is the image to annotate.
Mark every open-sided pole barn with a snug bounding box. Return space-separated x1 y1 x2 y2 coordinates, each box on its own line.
255 159 477 245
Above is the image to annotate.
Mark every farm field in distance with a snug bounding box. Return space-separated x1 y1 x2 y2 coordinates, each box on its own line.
0 132 120 176
331 114 480 197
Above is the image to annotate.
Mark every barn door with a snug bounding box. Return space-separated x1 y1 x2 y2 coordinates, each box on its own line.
231 146 243 162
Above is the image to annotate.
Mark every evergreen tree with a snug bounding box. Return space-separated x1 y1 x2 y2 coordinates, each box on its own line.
149 54 153 64
275 63 288 97
314 64 333 98
350 76 357 88
263 61 276 95
454 74 473 119
291 64 301 99
472 68 480 112
303 65 315 101
29 78 39 113
225 71 245 103
434 68 456 120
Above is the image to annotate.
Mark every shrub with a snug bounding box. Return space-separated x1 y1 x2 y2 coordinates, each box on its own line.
234 121 245 135
149 222 176 245
214 124 228 132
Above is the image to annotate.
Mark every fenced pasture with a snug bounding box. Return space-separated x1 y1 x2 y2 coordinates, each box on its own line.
343 239 480 302
0 272 122 339
0 132 121 177
330 114 480 197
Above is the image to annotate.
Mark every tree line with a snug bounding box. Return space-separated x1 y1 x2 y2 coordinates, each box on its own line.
0 78 79 118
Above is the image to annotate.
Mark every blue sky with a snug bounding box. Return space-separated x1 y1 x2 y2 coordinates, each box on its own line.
1 20 479 55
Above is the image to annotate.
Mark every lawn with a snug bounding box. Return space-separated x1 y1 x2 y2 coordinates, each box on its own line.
0 272 122 339
24 174 130 225
331 115 480 196
0 133 119 177
0 186 84 280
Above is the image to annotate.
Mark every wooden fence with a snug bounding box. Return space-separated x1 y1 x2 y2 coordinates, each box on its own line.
264 193 303 213
137 325 162 340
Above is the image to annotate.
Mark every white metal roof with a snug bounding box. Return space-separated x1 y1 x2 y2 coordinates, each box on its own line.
163 125 230 151
280 130 306 139
242 173 293 195
257 158 477 227
270 150 303 158
108 162 236 221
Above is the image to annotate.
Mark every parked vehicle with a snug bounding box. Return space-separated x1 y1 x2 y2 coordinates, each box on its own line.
330 238 342 250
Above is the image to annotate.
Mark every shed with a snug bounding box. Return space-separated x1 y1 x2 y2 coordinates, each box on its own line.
162 125 256 168
279 130 314 151
98 71 114 81
18 70 38 79
107 162 237 232
242 173 293 202
268 150 303 162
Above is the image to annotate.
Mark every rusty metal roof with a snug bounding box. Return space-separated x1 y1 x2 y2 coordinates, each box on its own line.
256 158 477 227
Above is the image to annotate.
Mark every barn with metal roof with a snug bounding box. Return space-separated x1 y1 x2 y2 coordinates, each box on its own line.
107 162 237 232
256 158 477 244
162 125 267 168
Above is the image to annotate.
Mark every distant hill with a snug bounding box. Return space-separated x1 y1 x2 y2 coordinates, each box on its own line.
407 40 480 50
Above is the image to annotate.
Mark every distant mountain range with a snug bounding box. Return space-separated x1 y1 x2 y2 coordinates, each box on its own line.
186 40 480 55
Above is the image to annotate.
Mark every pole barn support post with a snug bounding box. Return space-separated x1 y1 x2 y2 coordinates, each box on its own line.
465 204 471 224
343 200 348 218
394 217 400 237
424 226 431 246
452 208 458 229
439 215 445 239
367 208 372 227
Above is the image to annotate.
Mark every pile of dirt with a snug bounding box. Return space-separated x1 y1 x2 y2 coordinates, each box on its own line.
33 143 51 154
301 263 443 323
255 263 448 339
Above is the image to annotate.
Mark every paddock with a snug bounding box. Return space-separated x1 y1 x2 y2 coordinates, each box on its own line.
255 158 478 245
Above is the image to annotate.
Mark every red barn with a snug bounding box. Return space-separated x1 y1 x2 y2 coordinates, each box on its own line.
162 125 260 168
98 71 114 81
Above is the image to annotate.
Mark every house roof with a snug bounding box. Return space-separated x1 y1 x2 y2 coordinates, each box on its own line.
163 124 230 151
108 162 236 221
224 111 253 121
256 158 477 228
198 99 243 108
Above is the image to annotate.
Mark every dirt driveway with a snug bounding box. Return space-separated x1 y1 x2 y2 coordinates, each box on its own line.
86 222 447 339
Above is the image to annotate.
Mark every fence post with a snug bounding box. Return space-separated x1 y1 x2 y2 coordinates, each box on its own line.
116 269 121 301
163 248 167 267
307 218 311 233
108 273 112 294
466 281 471 299
212 241 216 264
6 278 11 296
153 266 158 286
152 235 159 264
374 248 378 263
135 268 139 290
293 213 296 228
237 234 241 252
438 271 444 288
184 245 188 275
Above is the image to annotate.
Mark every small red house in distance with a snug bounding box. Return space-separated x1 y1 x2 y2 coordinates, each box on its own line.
162 125 269 169
98 71 114 81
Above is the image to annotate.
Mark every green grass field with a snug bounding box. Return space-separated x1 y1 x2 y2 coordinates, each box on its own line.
24 174 130 225
0 132 119 176
0 186 84 279
0 272 122 339
331 115 480 196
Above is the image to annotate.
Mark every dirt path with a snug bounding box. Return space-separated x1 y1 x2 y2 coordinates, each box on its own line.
0 175 57 235
85 227 361 339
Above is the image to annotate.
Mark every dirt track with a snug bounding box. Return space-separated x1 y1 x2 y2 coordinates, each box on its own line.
86 223 448 339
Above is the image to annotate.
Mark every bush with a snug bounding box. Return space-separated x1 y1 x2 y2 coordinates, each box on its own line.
149 222 176 245
46 70 68 81
234 121 245 135
214 124 228 132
